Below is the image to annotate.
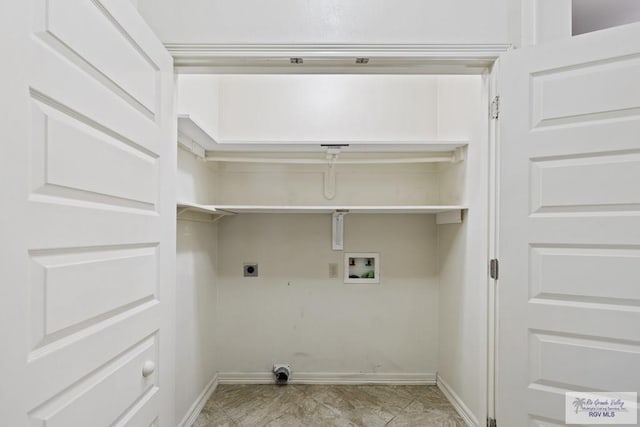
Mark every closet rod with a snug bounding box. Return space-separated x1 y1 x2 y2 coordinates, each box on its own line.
204 155 455 164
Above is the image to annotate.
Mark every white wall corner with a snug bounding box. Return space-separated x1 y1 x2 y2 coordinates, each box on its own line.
435 210 464 225
177 75 221 142
522 0 572 47
436 374 480 427
177 374 219 427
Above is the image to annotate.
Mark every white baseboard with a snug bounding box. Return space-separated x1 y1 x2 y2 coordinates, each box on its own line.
217 371 436 385
436 374 479 427
178 374 219 427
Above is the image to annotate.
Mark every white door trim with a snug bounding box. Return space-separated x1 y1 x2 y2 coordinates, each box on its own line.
168 43 504 425
486 58 501 426
166 43 511 73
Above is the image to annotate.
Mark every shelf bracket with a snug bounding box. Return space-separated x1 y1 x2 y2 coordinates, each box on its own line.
332 210 348 250
209 214 226 224
177 133 206 159
177 204 231 223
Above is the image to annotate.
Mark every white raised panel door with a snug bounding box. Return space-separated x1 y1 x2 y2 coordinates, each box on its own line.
0 1 176 426
497 23 640 426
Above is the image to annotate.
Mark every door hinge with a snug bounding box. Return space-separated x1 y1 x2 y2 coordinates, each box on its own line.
490 96 500 119
490 259 499 280
487 417 497 427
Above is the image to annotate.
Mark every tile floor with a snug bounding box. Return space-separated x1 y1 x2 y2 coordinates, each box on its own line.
194 384 466 427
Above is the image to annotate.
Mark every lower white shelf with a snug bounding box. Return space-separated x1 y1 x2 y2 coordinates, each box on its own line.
212 205 465 215
177 203 465 223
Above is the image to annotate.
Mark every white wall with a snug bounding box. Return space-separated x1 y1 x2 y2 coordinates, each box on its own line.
215 213 439 378
176 219 218 422
175 149 219 424
436 75 488 424
213 163 442 206
177 147 216 203
217 75 438 141
181 75 476 144
141 0 640 55
138 0 512 45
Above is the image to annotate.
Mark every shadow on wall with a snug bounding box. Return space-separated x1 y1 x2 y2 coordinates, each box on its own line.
175 219 218 424
572 0 640 35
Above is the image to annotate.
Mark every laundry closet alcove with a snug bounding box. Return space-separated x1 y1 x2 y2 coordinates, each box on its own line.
175 73 489 424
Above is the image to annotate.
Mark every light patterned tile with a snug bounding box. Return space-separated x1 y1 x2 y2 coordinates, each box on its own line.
196 384 465 427
386 407 466 427
193 406 237 427
411 386 452 408
203 396 226 412
265 398 358 427
309 385 397 425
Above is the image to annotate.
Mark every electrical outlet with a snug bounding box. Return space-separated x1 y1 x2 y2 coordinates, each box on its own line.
329 263 338 278
243 263 258 277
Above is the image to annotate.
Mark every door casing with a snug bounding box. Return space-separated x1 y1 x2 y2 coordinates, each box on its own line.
170 43 506 425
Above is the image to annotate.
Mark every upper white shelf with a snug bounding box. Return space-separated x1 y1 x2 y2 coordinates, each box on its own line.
178 115 219 151
177 115 468 154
